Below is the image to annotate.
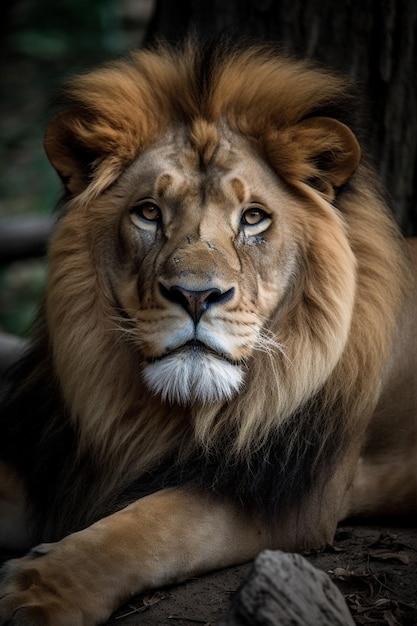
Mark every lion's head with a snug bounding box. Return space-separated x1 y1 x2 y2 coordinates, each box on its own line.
42 40 405 459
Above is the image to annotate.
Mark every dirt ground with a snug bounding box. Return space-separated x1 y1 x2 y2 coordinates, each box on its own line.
105 522 417 625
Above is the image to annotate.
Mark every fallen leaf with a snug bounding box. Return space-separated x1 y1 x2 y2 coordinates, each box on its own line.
331 567 354 579
367 549 410 564
354 615 381 624
382 609 401 626
142 591 166 607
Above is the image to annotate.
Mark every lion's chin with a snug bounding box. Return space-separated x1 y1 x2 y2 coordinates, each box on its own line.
143 349 244 406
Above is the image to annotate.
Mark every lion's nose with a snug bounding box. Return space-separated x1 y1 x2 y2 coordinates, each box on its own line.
159 284 235 324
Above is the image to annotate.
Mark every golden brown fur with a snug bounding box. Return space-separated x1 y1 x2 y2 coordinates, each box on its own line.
0 39 415 625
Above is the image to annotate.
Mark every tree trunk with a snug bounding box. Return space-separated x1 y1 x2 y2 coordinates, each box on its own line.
146 0 417 235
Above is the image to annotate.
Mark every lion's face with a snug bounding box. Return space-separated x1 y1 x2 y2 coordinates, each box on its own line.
107 125 299 405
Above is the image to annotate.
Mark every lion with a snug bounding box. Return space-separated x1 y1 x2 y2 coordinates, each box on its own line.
0 39 416 625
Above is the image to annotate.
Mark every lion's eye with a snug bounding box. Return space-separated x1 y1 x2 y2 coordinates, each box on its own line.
241 208 266 226
241 207 268 226
239 205 271 238
130 200 162 231
132 201 161 222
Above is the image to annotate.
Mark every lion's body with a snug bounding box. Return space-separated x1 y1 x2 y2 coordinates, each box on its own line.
0 40 415 625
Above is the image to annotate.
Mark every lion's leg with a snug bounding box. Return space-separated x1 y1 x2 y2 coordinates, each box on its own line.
341 444 417 519
0 461 28 551
0 487 276 626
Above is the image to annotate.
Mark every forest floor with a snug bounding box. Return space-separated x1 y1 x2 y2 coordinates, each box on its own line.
105 522 417 626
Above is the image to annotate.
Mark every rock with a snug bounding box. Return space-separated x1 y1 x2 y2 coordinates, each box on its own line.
217 550 355 626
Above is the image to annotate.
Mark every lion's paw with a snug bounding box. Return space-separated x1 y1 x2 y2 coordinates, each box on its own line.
0 548 87 626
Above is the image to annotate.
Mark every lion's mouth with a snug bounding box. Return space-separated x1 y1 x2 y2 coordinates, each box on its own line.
143 339 245 404
147 339 242 366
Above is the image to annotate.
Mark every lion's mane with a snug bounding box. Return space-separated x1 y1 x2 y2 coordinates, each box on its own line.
0 39 408 542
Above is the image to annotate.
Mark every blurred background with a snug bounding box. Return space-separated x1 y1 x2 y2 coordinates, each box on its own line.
0 0 154 338
1 0 416 345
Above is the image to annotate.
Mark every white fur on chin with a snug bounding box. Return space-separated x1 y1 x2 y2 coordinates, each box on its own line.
143 350 244 405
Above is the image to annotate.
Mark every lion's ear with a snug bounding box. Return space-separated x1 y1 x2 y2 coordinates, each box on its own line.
44 112 96 196
268 117 361 201
295 117 361 199
44 110 129 198
296 117 361 197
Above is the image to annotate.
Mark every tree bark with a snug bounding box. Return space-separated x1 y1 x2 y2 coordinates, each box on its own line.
146 0 417 235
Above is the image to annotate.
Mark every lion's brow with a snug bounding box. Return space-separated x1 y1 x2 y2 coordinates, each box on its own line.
230 177 246 204
157 173 174 198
